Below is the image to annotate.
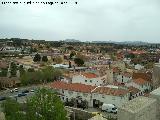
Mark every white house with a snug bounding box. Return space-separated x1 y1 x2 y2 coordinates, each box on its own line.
123 58 131 65
51 64 69 69
135 64 144 70
91 86 129 107
126 78 152 92
72 72 106 86
51 81 130 107
51 81 96 107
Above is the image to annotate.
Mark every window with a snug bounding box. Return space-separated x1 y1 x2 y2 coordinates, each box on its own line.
68 91 73 95
90 80 92 83
112 96 115 100
85 80 87 82
83 93 88 97
102 95 105 98
62 90 64 93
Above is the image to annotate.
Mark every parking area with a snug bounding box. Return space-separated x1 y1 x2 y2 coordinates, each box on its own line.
85 107 117 119
0 85 43 112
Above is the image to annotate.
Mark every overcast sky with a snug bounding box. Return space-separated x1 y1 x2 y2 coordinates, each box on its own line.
0 0 160 43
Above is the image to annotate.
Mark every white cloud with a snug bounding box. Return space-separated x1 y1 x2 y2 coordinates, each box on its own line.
0 0 160 43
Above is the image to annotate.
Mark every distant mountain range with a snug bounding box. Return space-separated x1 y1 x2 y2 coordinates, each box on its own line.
90 40 149 45
63 39 81 42
63 39 154 45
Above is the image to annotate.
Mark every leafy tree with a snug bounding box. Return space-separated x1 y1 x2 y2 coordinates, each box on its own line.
42 56 48 62
19 65 25 77
10 62 17 77
76 52 88 61
20 70 43 85
30 47 37 53
74 58 84 66
70 51 76 59
42 66 62 82
2 98 25 120
33 53 41 62
2 89 68 120
26 88 68 120
28 68 35 72
54 56 63 64
125 53 135 59
0 68 8 77
20 67 62 85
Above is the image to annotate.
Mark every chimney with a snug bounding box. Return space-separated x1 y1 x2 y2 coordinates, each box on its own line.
69 61 72 68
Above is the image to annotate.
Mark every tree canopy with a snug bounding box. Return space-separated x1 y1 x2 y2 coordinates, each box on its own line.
20 66 62 85
42 56 48 62
74 58 84 66
54 56 63 64
10 62 18 77
2 88 68 120
33 53 41 62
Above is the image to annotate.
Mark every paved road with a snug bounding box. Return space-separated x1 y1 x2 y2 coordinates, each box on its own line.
0 85 45 112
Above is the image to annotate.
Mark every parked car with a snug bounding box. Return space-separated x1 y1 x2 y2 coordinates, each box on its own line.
30 89 35 93
22 90 29 94
10 88 18 93
18 93 27 97
0 97 6 101
14 88 18 92
101 103 117 114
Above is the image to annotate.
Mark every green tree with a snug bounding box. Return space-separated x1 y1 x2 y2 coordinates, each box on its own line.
69 51 76 59
125 53 135 59
26 88 68 120
2 98 25 120
2 89 68 120
33 53 41 62
0 68 8 77
74 58 84 66
20 70 43 85
42 56 48 62
19 65 25 77
28 68 35 72
30 47 37 53
10 62 17 77
54 56 63 64
42 66 62 82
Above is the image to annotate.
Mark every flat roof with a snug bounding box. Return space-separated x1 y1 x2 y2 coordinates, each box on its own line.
120 96 156 113
150 87 160 96
154 63 160 67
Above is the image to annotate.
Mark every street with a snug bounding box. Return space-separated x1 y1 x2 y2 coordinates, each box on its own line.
0 84 44 112
85 107 117 119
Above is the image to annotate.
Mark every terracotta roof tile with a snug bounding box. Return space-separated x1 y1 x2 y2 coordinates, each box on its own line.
132 73 152 82
92 86 129 96
113 82 125 86
51 81 96 93
128 86 140 94
82 73 97 78
122 72 132 78
112 67 121 73
133 78 147 85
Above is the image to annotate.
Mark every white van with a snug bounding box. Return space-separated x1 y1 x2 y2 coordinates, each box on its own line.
101 103 117 114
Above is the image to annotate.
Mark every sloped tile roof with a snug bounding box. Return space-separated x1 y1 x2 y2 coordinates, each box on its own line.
51 81 96 93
